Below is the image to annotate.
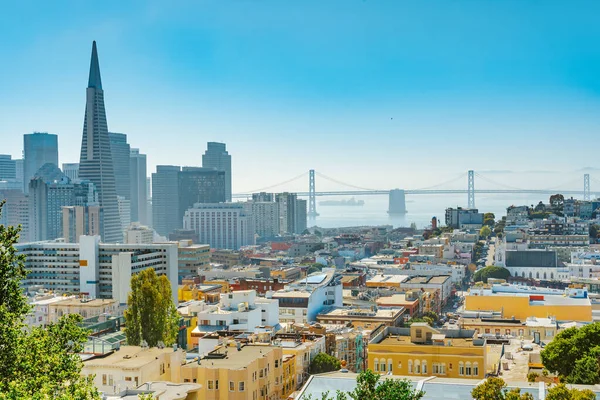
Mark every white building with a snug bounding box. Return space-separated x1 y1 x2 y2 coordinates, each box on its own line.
124 222 154 244
504 250 569 281
272 268 343 324
183 203 255 250
382 263 466 284
243 201 280 239
17 235 178 304
116 195 131 240
195 290 279 332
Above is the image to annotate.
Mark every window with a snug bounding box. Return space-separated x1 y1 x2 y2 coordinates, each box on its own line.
215 380 219 390
388 359 393 373
408 360 413 374
546 330 554 338
380 360 386 372
465 362 472 376
108 375 113 386
260 369 264 378
440 363 446 375
505 329 511 335
398 361 402 370
449 363 452 371
275 360 279 368
432 363 439 374
208 380 214 390
102 374 107 385
275 376 279 385
415 329 422 338
473 363 479 377
414 360 420 374
229 381 235 391
374 358 379 372
422 360 427 374
459 362 464 376
518 329 524 337
239 382 245 391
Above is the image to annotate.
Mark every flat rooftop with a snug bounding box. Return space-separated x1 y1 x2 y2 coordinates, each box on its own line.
367 275 408 284
404 275 450 284
318 307 404 319
183 345 278 370
84 346 175 369
378 334 478 348
377 293 419 305
52 298 116 307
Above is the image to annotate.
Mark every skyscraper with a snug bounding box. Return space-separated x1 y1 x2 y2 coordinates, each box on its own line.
23 132 58 193
275 192 297 235
62 163 79 181
152 165 181 237
178 167 226 224
0 155 16 180
295 198 308 234
108 132 131 200
129 148 147 224
78 41 122 243
202 142 232 202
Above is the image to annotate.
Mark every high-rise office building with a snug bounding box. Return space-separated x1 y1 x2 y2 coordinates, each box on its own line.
62 163 80 181
23 132 58 193
295 198 308 234
252 192 274 202
152 165 181 237
78 41 121 243
244 201 280 239
117 196 131 236
0 189 29 242
183 203 255 250
62 205 101 243
275 192 297 235
178 167 226 224
28 174 99 242
14 159 24 188
129 148 147 224
202 142 232 202
146 177 152 228
0 155 16 180
108 132 131 200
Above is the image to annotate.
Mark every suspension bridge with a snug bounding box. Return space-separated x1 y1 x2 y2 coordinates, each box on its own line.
232 170 599 217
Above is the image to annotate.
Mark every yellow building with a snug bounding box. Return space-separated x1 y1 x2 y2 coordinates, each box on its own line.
48 297 118 323
465 285 592 322
368 324 496 380
281 354 296 399
274 333 327 389
178 284 222 303
82 346 184 395
205 279 231 293
271 266 303 281
180 344 283 400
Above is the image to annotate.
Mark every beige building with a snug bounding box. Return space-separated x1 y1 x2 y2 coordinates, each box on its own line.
181 344 284 400
125 222 154 244
82 346 185 395
48 297 118 323
458 317 559 341
62 205 101 243
316 307 405 329
178 241 210 281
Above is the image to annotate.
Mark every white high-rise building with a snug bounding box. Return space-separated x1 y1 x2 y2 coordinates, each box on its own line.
244 201 280 239
125 222 154 244
183 203 255 250
117 196 131 239
78 41 121 242
16 236 178 304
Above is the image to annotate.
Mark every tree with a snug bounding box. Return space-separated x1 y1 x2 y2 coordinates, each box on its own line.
471 377 533 400
125 268 179 347
590 224 600 242
484 212 496 227
549 194 565 213
545 383 596 400
534 201 546 212
0 202 99 399
479 226 492 239
541 323 600 384
304 369 424 400
473 266 511 283
310 352 341 374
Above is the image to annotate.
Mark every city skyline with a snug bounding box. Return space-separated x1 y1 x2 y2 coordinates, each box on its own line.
2 1 600 192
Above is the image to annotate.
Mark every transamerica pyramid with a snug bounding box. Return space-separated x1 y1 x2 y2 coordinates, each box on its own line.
79 41 122 243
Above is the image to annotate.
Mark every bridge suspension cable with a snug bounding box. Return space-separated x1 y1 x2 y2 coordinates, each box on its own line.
541 177 583 192
315 172 379 191
413 172 467 191
242 171 308 194
474 172 526 191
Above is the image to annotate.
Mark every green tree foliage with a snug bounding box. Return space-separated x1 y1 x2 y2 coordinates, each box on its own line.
484 212 496 227
541 323 600 384
304 369 424 400
545 383 596 400
590 224 600 241
473 266 511 283
479 226 492 239
0 202 99 399
125 268 179 347
471 377 533 400
310 352 341 374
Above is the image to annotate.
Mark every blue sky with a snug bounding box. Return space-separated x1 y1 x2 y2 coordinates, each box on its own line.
2 0 600 193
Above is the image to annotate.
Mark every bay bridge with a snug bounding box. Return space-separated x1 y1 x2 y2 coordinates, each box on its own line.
232 170 599 217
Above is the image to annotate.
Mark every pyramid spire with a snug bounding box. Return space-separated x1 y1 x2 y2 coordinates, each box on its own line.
88 41 103 90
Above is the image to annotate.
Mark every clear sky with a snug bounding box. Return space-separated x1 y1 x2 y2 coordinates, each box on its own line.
2 0 600 193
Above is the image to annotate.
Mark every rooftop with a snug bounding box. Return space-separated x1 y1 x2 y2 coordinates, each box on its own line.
318 306 404 320
52 297 116 307
182 344 278 370
367 275 408 284
377 293 419 305
83 346 177 369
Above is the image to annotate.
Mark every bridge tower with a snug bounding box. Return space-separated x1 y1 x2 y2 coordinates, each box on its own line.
467 170 475 208
584 173 591 201
308 169 319 217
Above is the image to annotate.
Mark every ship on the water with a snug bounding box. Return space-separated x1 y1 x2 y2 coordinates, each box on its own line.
319 197 365 206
